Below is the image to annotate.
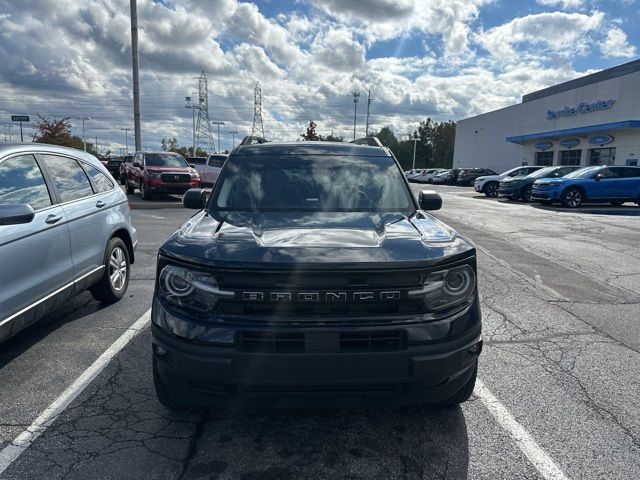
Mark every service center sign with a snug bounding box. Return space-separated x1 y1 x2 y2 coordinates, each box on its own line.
546 99 615 120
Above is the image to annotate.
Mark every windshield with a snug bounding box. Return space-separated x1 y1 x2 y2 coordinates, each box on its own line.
563 166 598 178
527 167 556 178
188 157 206 165
145 153 188 167
210 155 414 212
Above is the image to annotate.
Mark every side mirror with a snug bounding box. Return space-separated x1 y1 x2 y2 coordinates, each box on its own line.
189 163 195 168
132 162 142 168
418 190 442 211
594 173 603 181
0 204 35 226
183 188 207 209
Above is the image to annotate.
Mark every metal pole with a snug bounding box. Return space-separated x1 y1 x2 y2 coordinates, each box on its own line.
95 135 98 155
130 0 142 151
365 89 373 137
192 106 196 157
411 138 418 170
352 92 360 140
19 121 23 142
228 130 239 149
217 124 220 152
82 117 86 151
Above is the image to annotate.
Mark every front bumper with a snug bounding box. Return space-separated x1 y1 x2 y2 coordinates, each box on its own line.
531 187 561 201
146 183 196 194
498 183 521 197
151 297 482 407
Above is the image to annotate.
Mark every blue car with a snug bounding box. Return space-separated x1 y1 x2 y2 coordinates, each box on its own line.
531 165 640 208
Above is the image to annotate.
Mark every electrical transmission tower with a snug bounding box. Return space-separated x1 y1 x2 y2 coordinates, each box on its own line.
194 70 214 154
252 81 264 137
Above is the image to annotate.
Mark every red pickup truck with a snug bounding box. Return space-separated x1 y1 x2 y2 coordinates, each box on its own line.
124 152 200 200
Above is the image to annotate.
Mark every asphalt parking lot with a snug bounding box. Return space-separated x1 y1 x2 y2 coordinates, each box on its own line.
1 186 639 479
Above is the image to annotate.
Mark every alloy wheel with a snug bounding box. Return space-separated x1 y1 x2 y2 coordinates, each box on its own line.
485 183 499 197
109 247 127 291
523 186 532 202
565 190 582 208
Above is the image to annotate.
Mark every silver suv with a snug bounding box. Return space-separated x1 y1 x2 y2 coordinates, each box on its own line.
0 143 137 343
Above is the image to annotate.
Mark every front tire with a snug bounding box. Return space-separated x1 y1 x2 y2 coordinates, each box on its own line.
90 238 130 303
521 185 533 202
140 181 152 200
120 174 126 185
483 182 499 197
561 188 583 208
439 361 477 406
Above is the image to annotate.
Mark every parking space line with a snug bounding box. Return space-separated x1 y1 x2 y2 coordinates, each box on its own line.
0 309 151 476
475 379 571 480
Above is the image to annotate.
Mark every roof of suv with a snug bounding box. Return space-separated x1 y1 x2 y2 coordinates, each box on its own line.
232 141 390 157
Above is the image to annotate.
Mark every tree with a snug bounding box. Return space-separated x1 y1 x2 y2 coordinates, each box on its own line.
374 127 399 151
31 114 96 154
323 132 344 142
160 138 206 157
301 120 321 141
32 114 72 145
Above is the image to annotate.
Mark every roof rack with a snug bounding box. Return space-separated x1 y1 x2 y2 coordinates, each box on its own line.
238 135 269 147
349 136 384 147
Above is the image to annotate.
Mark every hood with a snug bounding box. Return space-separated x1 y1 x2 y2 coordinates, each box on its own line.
146 166 193 173
501 177 525 184
160 210 474 269
533 177 564 185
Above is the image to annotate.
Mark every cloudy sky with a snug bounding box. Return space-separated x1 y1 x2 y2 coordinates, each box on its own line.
0 0 638 154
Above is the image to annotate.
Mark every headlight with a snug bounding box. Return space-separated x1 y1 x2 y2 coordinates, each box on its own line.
158 265 233 313
190 172 200 179
147 171 162 178
409 264 476 311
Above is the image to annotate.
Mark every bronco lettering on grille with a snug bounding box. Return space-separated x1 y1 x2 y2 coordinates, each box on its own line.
241 291 401 302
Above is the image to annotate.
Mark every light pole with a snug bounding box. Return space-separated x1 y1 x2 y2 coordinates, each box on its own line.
365 89 373 137
130 0 142 151
185 96 201 157
408 136 419 170
211 121 225 153
4 124 15 142
228 130 239 149
77 115 91 151
352 92 360 140
120 128 131 154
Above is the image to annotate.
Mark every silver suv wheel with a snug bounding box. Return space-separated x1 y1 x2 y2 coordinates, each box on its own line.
109 246 127 291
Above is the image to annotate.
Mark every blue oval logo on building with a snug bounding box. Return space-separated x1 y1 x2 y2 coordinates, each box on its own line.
560 138 581 148
589 135 613 145
535 141 553 151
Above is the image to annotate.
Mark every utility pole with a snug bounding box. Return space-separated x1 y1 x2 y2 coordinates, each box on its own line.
185 96 201 157
129 0 142 151
77 115 90 151
194 71 214 154
365 89 373 137
95 135 98 155
120 128 131 154
352 92 360 140
408 136 419 170
228 130 239 149
211 121 225 153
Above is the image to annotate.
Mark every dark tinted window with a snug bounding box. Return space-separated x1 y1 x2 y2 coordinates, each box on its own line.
123 155 133 163
213 155 413 212
82 163 115 193
187 157 206 165
41 155 94 202
620 167 640 178
208 155 227 168
0 154 52 210
144 153 188 167
598 167 620 178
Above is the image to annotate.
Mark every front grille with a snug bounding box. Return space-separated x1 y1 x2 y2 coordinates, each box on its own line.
161 173 190 183
216 269 426 319
339 330 405 351
237 330 406 353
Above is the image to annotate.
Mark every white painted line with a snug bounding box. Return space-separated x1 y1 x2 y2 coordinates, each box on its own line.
475 378 571 480
0 309 151 475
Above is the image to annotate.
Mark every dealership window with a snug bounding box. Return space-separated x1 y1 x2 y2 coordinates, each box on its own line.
535 151 554 166
588 148 616 166
559 150 582 166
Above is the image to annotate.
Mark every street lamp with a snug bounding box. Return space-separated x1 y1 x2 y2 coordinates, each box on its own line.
227 130 239 149
120 127 131 154
211 121 225 153
77 115 91 151
352 92 360 140
407 135 419 170
185 96 201 157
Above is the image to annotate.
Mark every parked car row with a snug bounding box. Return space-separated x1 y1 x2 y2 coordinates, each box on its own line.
422 168 498 186
118 152 228 200
474 164 640 207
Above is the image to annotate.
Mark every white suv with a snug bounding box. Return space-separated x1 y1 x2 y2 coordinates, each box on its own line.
474 166 543 197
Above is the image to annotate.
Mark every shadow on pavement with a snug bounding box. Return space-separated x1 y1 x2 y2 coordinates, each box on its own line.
5 329 470 480
530 202 640 216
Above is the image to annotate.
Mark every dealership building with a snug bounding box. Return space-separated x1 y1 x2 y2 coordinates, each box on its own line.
453 59 640 173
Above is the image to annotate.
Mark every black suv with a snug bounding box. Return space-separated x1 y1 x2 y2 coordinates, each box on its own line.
456 168 497 186
151 137 482 409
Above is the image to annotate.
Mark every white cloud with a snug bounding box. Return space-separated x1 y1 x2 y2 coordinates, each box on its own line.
477 11 605 59
537 0 584 9
599 27 637 58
